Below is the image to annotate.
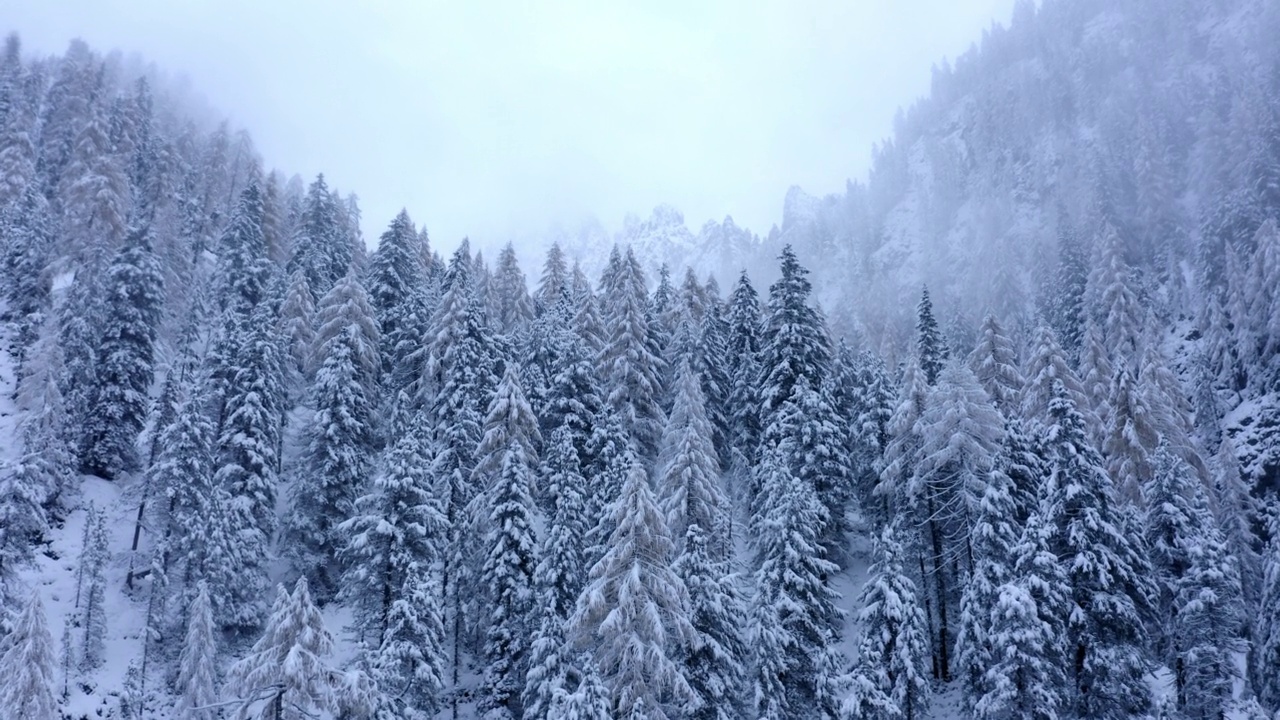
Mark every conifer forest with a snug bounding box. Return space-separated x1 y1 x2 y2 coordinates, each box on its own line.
4 0 1280 718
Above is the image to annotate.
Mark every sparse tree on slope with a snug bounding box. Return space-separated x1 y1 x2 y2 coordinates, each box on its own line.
0 590 58 720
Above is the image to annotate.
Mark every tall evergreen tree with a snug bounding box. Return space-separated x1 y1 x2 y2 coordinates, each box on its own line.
0 591 58 720
750 444 841 719
535 242 569 312
1042 381 1154 718
758 246 830 418
841 524 931 720
81 228 164 479
493 242 535 334
658 359 727 552
568 459 694 720
674 523 748 720
176 584 219 720
915 287 948 385
967 312 1023 415
725 271 763 467
288 271 380 595
598 247 666 461
366 209 423 389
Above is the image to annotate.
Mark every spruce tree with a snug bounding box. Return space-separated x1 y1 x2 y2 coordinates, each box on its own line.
176 584 219 720
915 287 948 385
0 591 58 720
725 270 763 467
1255 503 1280 710
366 209 423 388
1043 381 1154 718
841 524 931 720
750 444 841 719
568 459 694 720
658 359 727 552
535 242 569 311
674 523 747 720
229 579 337 720
967 312 1023 415
81 228 164 479
758 246 830 418
288 271 380 595
338 413 447 717
79 505 109 671
598 246 666 461
493 242 535 334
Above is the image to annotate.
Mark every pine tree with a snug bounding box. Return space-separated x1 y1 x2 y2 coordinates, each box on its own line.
214 182 273 316
493 242 535 334
1042 381 1154 718
81 228 164 479
1145 444 1244 717
915 287 948 385
1104 363 1158 503
598 247 666 460
974 500 1069 720
287 174 351 298
842 524 931 720
278 269 317 394
1 186 54 363
535 242 569 312
0 591 58 720
876 356 927 515
674 524 748 720
725 271 763 467
967 312 1023 415
338 412 447 717
758 246 831 418
1050 223 1087 363
176 584 219 720
288 271 380 595
79 505 109 671
366 210 423 381
229 579 337 720
1020 324 1094 431
0 458 48 619
750 444 841 719
551 655 612 720
1256 503 1280 710
523 426 590 720
568 459 694 720
658 359 727 552
473 369 543 719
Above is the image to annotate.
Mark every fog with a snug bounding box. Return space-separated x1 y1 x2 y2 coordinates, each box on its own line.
9 0 1016 247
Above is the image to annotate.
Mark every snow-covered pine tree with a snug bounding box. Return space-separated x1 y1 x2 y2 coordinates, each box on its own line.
535 242 569 312
725 270 763 468
1077 322 1113 440
79 504 109 671
841 523 931 720
973 497 1069 720
288 270 380 596
1104 362 1158 503
493 242 535 335
758 246 830 419
750 443 841 719
523 425 589 720
57 245 105 457
1256 502 1280 710
876 355 927 518
176 584 219 720
0 455 48 620
278 268 317 394
214 181 273 316
1042 380 1154 718
229 578 337 720
0 590 58 720
473 367 542 719
915 286 948 385
568 458 694 720
673 523 747 720
366 210 423 384
1020 323 1094 432
598 246 666 461
967 312 1023 415
286 174 351 298
338 411 447 717
908 362 1004 683
1144 442 1244 717
1 186 54 365
81 227 164 479
551 655 612 720
657 358 727 553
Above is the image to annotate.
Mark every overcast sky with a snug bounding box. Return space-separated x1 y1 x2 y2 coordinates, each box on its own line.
9 1 1016 247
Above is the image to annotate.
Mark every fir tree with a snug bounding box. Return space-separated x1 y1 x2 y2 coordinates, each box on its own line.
725 270 763 466
338 413 447 717
1255 503 1280 710
657 359 727 552
1043 381 1154 718
551 656 612 720
214 182 272 316
229 579 337 720
842 524 931 720
366 210 423 382
81 228 164 479
750 444 841 719
0 591 58 720
176 584 219 720
535 242 570 311
493 242 535 334
674 524 748 720
915 286 948 385
79 505 109 671
568 459 694 720
758 246 830 418
288 271 380 595
967 312 1023 415
598 246 666 461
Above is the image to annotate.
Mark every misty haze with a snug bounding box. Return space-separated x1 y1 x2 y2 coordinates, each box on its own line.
0 1 1279 719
